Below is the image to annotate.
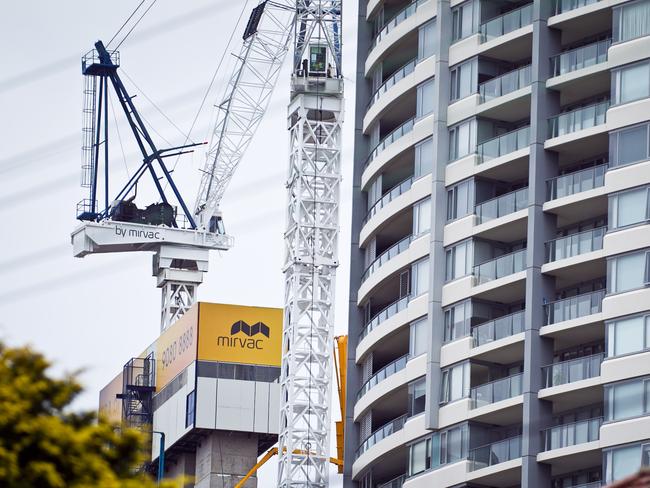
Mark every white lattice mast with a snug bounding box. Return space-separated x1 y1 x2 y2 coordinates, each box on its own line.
278 1 343 486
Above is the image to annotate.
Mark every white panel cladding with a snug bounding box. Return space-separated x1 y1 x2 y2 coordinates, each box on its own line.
268 382 281 434
195 377 217 429
215 379 255 432
254 382 270 433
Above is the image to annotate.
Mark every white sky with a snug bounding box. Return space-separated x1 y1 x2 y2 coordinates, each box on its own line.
0 1 358 486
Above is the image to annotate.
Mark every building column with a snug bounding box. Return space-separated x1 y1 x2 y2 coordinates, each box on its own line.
194 432 259 488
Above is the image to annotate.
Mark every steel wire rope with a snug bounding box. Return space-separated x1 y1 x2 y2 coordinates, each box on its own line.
113 0 160 51
108 90 130 178
106 0 148 48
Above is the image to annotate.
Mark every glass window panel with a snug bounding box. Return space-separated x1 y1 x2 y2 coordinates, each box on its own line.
418 20 436 60
613 252 646 292
616 0 650 42
612 381 644 420
614 187 648 228
410 318 428 358
611 316 646 356
410 439 428 475
618 62 650 103
417 79 435 117
415 138 434 177
617 125 649 166
610 445 642 481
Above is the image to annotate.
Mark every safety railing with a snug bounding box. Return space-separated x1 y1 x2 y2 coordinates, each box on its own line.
551 39 611 77
475 187 528 223
477 126 530 163
377 475 406 488
544 289 605 325
474 249 527 285
361 236 412 283
479 3 533 43
479 65 532 102
370 0 425 51
472 310 525 347
546 163 607 201
548 100 609 138
368 58 417 110
356 414 408 458
363 176 413 225
545 227 606 263
360 296 410 340
542 417 602 451
365 117 415 169
552 0 600 15
542 352 604 388
471 373 523 409
357 354 409 400
469 436 522 471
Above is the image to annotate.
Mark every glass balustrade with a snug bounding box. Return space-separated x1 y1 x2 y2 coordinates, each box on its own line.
370 0 425 51
546 163 607 201
471 373 523 408
368 58 417 109
544 289 605 325
543 417 602 451
542 353 604 388
361 236 412 283
474 249 527 284
357 354 409 400
545 227 606 262
364 176 413 225
479 65 532 102
360 296 410 339
365 118 415 169
477 126 530 163
472 311 525 347
553 0 600 15
480 3 533 43
548 100 609 138
469 436 522 471
377 475 406 488
551 39 611 77
475 188 528 223
356 414 408 458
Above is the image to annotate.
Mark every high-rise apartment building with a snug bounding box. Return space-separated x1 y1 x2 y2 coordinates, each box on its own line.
344 1 650 487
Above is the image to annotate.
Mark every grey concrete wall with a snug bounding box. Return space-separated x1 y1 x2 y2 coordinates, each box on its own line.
194 432 259 488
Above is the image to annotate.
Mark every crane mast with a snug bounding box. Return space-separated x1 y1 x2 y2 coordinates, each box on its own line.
278 1 343 486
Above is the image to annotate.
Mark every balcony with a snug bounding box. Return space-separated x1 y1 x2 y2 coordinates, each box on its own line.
545 226 605 263
551 39 611 77
471 373 523 408
542 417 602 451
548 100 609 138
474 249 527 285
370 0 424 52
475 188 528 223
546 163 607 201
361 235 412 283
365 117 415 170
363 176 413 225
479 65 531 103
544 289 605 325
357 354 409 401
479 3 533 43
472 310 525 347
355 414 407 459
477 126 530 164
359 296 410 340
368 58 417 110
469 436 522 470
542 352 604 388
552 0 600 15
377 475 406 488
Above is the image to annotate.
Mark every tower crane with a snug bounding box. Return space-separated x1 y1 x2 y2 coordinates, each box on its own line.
71 1 343 486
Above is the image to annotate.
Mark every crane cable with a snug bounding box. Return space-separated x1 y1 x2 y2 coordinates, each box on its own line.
106 0 147 48
113 0 160 51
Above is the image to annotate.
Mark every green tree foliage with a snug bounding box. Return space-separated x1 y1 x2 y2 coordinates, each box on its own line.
0 341 178 488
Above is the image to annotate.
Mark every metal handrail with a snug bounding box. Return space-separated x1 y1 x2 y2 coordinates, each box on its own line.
361 235 412 283
546 163 607 201
368 58 418 110
365 117 415 169
360 295 410 339
542 352 604 388
545 226 606 263
469 435 522 471
479 65 532 102
370 0 425 51
471 310 525 347
473 248 527 284
470 373 523 408
542 416 602 451
475 187 528 223
552 0 600 15
551 38 611 77
548 100 609 138
357 354 409 400
355 414 408 458
363 176 413 225
477 126 530 163
377 475 406 488
544 289 605 325
479 3 533 43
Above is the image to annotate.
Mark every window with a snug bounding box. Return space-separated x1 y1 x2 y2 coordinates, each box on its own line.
447 178 475 221
450 58 477 102
613 61 650 104
610 123 650 168
449 118 477 161
605 377 650 421
409 437 432 476
607 314 650 357
414 137 434 178
452 0 478 42
413 198 431 236
412 258 430 296
604 443 650 483
416 78 435 118
408 377 426 416
440 361 470 404
367 175 382 211
444 300 471 342
609 186 650 229
185 390 196 428
445 240 473 281
607 250 650 293
408 423 469 478
410 317 428 358
613 0 650 43
418 20 436 60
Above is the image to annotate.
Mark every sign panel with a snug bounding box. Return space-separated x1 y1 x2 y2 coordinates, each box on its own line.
155 304 199 390
98 372 123 424
197 303 282 367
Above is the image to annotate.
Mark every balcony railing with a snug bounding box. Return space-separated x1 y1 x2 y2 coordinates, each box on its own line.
479 65 532 102
355 414 408 458
542 417 602 451
548 100 609 138
542 352 604 388
469 436 522 471
474 249 527 285
370 0 425 51
471 373 523 408
472 310 525 347
365 117 415 169
480 3 533 43
552 0 600 15
363 176 413 225
368 58 417 110
357 354 409 400
476 187 528 223
477 126 530 163
377 475 406 488
545 227 606 263
360 295 410 340
551 39 611 77
546 163 607 201
570 483 603 488
544 289 605 325
361 235 412 283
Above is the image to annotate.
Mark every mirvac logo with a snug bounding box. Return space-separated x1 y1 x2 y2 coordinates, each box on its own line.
217 320 270 350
